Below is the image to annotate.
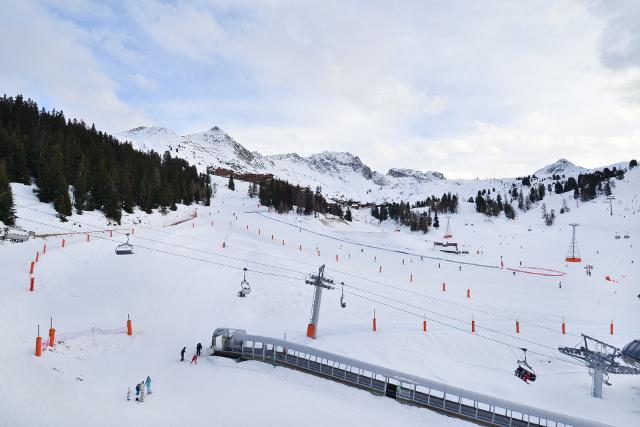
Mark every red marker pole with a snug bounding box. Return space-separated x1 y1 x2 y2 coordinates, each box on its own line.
29 277 35 292
372 310 377 332
35 325 42 357
466 288 470 299
29 261 35 274
49 318 55 347
516 320 520 334
127 314 133 336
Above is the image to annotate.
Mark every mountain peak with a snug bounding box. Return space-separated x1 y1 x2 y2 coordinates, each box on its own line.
534 158 586 176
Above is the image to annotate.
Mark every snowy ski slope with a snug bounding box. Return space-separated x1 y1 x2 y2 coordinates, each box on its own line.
1 168 639 426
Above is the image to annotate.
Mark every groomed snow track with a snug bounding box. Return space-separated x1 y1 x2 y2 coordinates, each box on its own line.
212 328 609 427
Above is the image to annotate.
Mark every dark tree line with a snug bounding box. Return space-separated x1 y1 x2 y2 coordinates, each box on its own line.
0 95 212 224
257 178 346 218
370 201 430 233
412 192 458 214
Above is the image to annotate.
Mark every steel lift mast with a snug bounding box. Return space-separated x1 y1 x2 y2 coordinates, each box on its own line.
559 334 640 399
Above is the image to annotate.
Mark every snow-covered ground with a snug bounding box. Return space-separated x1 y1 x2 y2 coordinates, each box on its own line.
1 169 639 426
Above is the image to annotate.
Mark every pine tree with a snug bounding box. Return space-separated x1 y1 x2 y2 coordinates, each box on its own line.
73 156 89 214
0 161 16 225
344 208 352 222
103 186 122 224
228 174 235 191
433 211 439 228
53 174 72 221
503 203 516 219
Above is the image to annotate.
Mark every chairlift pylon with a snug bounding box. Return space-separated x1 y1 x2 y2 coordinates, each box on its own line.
514 348 536 383
115 233 134 255
340 282 346 308
238 267 251 297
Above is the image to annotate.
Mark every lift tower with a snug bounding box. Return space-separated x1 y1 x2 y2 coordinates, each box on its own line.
605 195 615 216
306 265 335 339
565 223 581 262
559 334 640 399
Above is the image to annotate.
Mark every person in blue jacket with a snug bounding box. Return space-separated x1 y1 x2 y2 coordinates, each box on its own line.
145 376 152 395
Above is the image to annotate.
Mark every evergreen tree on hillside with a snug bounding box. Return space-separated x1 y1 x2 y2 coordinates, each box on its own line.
433 211 439 228
228 174 235 191
73 155 89 214
53 174 71 221
345 208 352 222
102 185 122 223
0 95 210 222
0 161 16 225
503 202 516 219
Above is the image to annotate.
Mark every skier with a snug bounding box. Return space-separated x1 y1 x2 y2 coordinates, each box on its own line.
180 346 186 361
559 282 562 288
196 343 202 356
512 271 516 276
145 376 152 395
135 383 141 401
191 354 198 365
126 388 131 401
139 381 145 402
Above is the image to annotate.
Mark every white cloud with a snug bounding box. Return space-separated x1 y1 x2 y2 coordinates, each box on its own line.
1 0 638 178
0 0 148 131
130 73 158 92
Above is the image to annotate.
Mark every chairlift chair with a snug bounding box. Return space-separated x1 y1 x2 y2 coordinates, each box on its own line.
238 268 251 297
514 348 537 383
340 282 346 308
115 233 134 255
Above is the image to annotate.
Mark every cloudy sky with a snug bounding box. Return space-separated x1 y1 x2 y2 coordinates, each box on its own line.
1 0 639 178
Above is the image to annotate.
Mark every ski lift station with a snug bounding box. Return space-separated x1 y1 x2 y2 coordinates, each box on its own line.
211 328 609 427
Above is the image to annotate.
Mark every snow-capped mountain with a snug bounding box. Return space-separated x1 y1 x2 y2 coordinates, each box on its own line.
533 158 588 177
117 126 628 204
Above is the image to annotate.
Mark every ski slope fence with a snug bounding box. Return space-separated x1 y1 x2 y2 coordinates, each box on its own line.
41 327 128 351
212 328 610 427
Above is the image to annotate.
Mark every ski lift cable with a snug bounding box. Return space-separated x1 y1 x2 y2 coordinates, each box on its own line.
342 289 585 368
17 204 596 347
17 204 585 342
17 214 583 369
327 267 582 338
16 207 595 350
15 204 310 277
17 203 574 341
81 204 581 340
15 216 305 282
341 281 563 353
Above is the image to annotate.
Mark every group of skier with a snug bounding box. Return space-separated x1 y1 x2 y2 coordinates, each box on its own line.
127 376 152 403
180 342 203 365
